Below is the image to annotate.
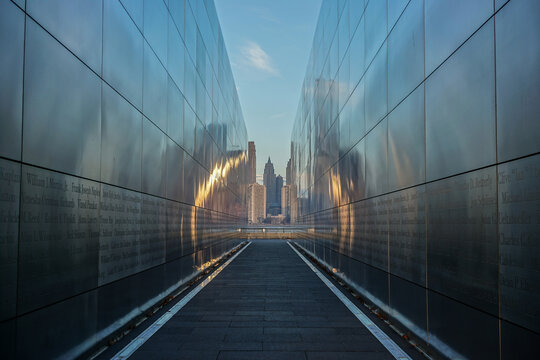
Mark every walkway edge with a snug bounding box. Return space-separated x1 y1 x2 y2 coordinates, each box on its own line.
287 241 412 360
110 241 252 360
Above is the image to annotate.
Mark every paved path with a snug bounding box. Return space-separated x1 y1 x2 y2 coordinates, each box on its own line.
126 240 412 360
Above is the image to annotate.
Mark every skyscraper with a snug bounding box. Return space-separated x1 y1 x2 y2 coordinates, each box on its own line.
247 183 266 223
286 158 291 185
275 175 283 211
248 141 256 184
263 157 276 214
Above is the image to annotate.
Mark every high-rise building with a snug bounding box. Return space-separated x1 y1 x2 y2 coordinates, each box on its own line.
248 141 256 184
247 183 266 223
263 157 276 213
286 158 291 185
275 175 283 210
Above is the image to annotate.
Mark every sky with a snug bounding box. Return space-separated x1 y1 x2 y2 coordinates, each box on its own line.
215 0 322 180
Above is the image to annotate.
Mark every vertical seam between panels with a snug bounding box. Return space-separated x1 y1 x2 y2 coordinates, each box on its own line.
16 4 28 332
493 3 502 358
422 0 429 348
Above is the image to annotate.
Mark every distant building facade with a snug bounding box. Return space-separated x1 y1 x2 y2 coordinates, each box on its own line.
247 183 266 224
248 141 256 184
263 157 276 213
286 158 291 185
275 175 283 208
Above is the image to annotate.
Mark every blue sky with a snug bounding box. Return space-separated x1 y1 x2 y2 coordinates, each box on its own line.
215 0 322 180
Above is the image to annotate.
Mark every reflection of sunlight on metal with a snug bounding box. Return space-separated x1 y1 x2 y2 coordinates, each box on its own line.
329 167 351 255
190 152 247 263
195 152 246 208
194 257 219 272
389 136 412 185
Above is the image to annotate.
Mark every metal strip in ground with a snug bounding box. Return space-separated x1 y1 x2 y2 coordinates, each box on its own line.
287 241 412 360
110 242 252 360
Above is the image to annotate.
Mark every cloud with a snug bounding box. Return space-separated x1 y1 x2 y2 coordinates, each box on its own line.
241 41 279 76
269 112 287 119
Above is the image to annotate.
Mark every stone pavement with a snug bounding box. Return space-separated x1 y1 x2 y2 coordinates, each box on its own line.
121 240 418 360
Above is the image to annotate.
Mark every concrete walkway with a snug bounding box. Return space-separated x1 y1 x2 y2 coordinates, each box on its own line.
121 240 417 360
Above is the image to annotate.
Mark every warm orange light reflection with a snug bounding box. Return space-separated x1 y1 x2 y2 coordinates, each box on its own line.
190 152 247 269
194 258 219 272
195 153 246 208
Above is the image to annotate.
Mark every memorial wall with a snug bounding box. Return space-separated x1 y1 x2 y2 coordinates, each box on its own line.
290 0 539 358
0 0 248 358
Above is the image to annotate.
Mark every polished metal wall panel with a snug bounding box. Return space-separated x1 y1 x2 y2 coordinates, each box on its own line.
360 196 388 271
388 185 426 285
388 0 408 30
498 155 540 332
120 0 143 30
98 184 141 286
23 18 101 180
426 21 496 181
348 16 365 92
166 138 184 202
0 0 24 161
427 167 498 314
103 0 143 109
389 275 427 342
142 119 167 197
183 152 196 205
425 0 493 74
169 0 185 38
167 77 184 147
349 0 365 32
363 0 386 65
365 118 387 198
167 16 185 94
165 200 182 261
27 0 102 74
143 0 168 66
347 79 365 147
0 159 20 321
364 44 387 132
388 85 425 191
428 289 499 360
0 319 16 359
387 0 424 110
184 55 197 110
140 194 166 271
16 291 98 360
495 0 540 162
500 320 540 359
143 42 168 131
350 138 366 202
101 83 142 191
184 101 196 156
18 165 100 313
